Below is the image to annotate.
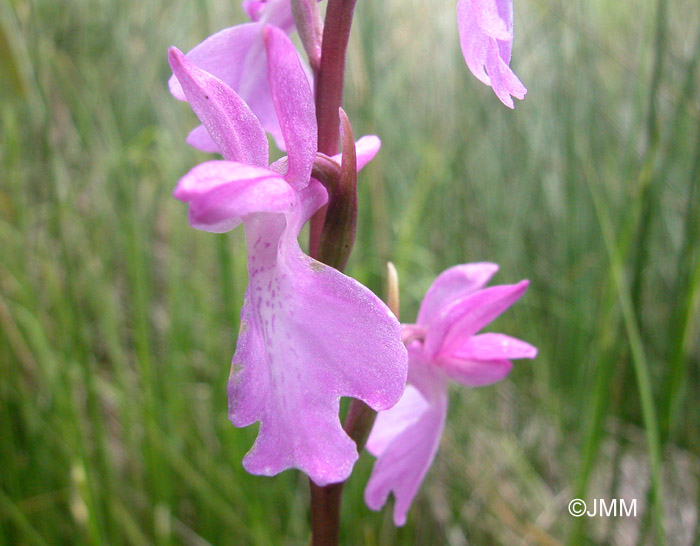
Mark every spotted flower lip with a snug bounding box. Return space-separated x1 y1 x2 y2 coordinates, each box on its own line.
365 263 536 524
168 0 310 152
169 25 408 486
457 0 527 108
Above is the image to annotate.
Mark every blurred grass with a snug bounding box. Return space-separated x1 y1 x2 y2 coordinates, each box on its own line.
1 0 699 544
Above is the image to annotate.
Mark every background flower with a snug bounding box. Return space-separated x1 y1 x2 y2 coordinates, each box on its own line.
365 264 537 524
457 0 527 107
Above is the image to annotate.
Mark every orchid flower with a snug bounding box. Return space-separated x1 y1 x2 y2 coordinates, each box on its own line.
364 263 536 524
168 0 310 152
458 0 527 108
169 25 407 486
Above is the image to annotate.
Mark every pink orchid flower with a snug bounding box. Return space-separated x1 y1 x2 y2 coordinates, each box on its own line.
458 0 527 108
169 26 407 486
168 0 308 152
365 263 536 524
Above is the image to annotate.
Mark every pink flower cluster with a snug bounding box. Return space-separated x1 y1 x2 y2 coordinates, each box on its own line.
168 0 533 526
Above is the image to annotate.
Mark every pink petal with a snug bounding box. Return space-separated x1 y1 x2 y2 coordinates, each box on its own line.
445 333 537 361
294 178 328 230
168 47 269 167
263 25 317 190
472 0 512 40
484 42 527 109
366 385 429 458
353 135 382 170
424 280 529 359
259 0 296 32
441 357 513 387
168 24 260 102
331 135 382 172
438 333 536 387
174 160 295 233
459 21 491 85
186 125 220 154
495 0 514 64
417 263 499 327
237 32 287 150
229 209 408 485
242 0 266 21
457 0 526 108
168 24 287 149
365 382 447 526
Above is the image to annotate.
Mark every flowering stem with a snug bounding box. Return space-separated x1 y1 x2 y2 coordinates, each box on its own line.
307 2 363 543
309 482 343 546
308 268 400 545
309 401 376 546
309 0 357 258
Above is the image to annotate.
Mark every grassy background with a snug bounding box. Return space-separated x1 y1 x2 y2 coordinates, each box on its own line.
1 0 699 543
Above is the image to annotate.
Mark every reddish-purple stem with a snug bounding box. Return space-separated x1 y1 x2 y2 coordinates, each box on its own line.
308 1 360 544
310 399 376 546
309 482 343 546
308 0 358 258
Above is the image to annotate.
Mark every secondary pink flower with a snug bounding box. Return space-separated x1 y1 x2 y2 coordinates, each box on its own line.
365 263 536 524
457 0 527 108
169 26 407 486
168 0 308 152
242 0 293 25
